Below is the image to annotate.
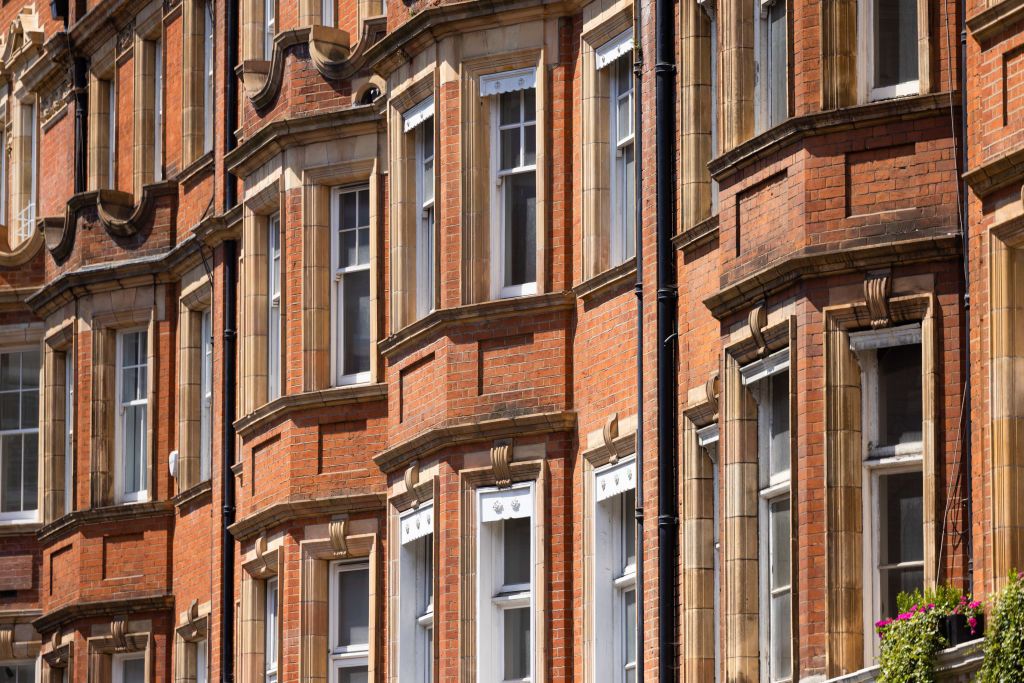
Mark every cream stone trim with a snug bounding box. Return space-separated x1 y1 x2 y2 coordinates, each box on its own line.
389 73 436 332
460 46 548 304
239 541 283 683
88 43 117 191
680 0 714 230
821 0 857 109
301 149 381 391
177 270 212 493
133 9 164 197
718 0 755 152
173 605 210 683
296 519 381 682
181 0 208 166
42 323 74 524
0 621 41 662
87 620 153 683
823 291 938 677
458 460 546 682
41 629 74 683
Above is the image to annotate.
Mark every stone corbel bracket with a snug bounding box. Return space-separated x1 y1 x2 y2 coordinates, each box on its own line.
491 440 514 488
110 618 129 652
749 303 768 357
864 269 892 329
603 414 620 464
705 371 720 420
403 461 432 508
0 623 13 660
97 180 179 238
254 532 273 574
328 518 349 557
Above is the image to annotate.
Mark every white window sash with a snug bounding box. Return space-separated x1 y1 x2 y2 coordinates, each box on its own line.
265 576 279 681
321 0 334 27
111 653 145 683
154 39 163 181
849 323 922 352
596 30 632 70
200 309 213 481
328 561 371 672
330 186 371 386
264 0 276 58
65 351 74 514
479 485 534 523
196 639 208 683
404 96 435 133
203 0 215 153
479 67 536 97
267 214 281 400
858 0 921 102
116 331 148 504
0 348 39 522
415 121 435 319
108 81 117 187
697 423 719 448
609 54 635 266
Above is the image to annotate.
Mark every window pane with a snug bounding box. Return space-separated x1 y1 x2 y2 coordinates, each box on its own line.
502 172 536 289
769 371 790 477
877 344 923 447
768 0 787 126
337 669 368 683
619 142 636 260
357 226 370 266
621 488 636 570
880 471 923 565
122 658 145 683
342 269 371 377
503 516 531 587
874 0 918 88
21 349 38 386
500 128 520 171
770 590 792 681
503 606 530 680
1 434 22 512
524 125 536 167
623 587 636 664
22 433 36 511
342 191 358 230
124 404 146 494
341 228 359 269
357 189 370 227
499 91 520 126
0 353 17 391
0 391 19 430
20 388 37 429
881 565 924 618
523 88 536 122
770 497 791 588
0 664 33 683
336 566 370 648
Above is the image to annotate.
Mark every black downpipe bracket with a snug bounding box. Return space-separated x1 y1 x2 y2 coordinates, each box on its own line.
654 0 679 677
220 239 238 683
632 5 645 678
72 57 88 194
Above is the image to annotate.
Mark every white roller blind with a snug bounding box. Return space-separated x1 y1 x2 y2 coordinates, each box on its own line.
595 457 636 502
849 323 922 352
739 347 790 385
400 502 434 545
479 484 534 523
479 67 537 97
403 95 434 133
596 30 632 70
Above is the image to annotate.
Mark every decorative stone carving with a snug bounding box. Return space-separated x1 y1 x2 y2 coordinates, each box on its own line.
328 518 349 557
254 532 272 574
0 624 13 660
491 440 513 488
705 371 720 419
748 304 768 357
698 0 716 21
180 600 202 640
864 270 892 329
404 461 420 508
603 413 620 464
41 76 72 126
111 618 129 652
116 21 136 58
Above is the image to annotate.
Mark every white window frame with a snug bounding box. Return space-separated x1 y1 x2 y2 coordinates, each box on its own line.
853 325 925 662
606 50 635 266
594 456 637 683
477 483 536 683
108 80 117 187
64 350 74 515
267 213 282 401
415 117 435 319
753 0 787 134
265 576 279 683
328 560 371 680
16 101 38 245
0 348 39 522
112 652 145 683
196 638 208 683
488 80 538 300
115 329 148 504
697 426 721 683
154 38 163 181
321 0 334 27
330 185 372 386
0 128 7 225
200 308 213 482
264 0 276 59
745 354 792 683
858 0 920 102
399 503 434 683
203 0 215 153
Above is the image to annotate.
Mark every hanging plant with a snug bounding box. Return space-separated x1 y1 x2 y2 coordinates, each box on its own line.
979 572 1024 683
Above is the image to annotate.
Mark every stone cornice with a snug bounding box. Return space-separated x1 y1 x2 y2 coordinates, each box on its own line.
703 235 961 319
33 594 174 634
373 409 577 474
674 214 720 255
379 290 576 359
67 0 151 58
228 492 386 541
967 0 1024 44
963 145 1024 198
234 383 388 440
0 521 41 537
226 108 382 178
573 258 636 303
37 500 174 545
709 92 957 182
172 479 212 510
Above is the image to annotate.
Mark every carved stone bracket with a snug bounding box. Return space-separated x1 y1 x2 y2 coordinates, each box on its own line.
697 0 716 21
491 440 513 488
328 518 349 557
749 303 768 357
254 532 272 574
40 75 72 127
603 414 620 464
0 624 13 660
864 270 892 329
404 462 421 508
115 21 135 59
705 371 720 420
111 618 129 652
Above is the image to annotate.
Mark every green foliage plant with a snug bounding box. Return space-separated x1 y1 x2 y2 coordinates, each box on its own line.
979 572 1024 683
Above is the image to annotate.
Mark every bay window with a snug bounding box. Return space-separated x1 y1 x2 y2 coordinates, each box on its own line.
329 561 370 682
200 309 213 481
112 653 145 683
594 457 637 683
116 330 148 504
754 0 787 133
415 109 435 319
332 186 371 385
860 0 919 100
0 348 39 521
268 213 281 400
853 325 924 658
399 503 435 682
600 41 635 266
485 69 537 300
265 576 279 683
478 484 534 683
742 349 791 683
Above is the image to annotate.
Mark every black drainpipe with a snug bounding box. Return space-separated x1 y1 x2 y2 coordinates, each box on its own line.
654 0 678 676
632 3 645 678
959 0 973 596
220 239 238 683
73 57 88 194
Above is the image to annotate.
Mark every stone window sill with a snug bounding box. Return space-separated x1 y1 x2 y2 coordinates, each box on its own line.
234 382 388 439
574 257 637 303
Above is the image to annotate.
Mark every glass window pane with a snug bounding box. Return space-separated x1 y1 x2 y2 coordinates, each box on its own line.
623 587 636 664
874 0 918 88
877 344 923 447
523 125 536 166
502 172 537 289
342 189 357 228
770 591 792 681
880 471 923 564
122 657 145 683
770 497 791 588
503 606 530 680
337 669 369 683
336 566 370 648
20 349 38 386
620 143 636 260
769 371 790 476
621 489 636 569
1 434 22 512
0 391 19 430
20 388 37 429
22 433 36 511
423 158 434 204
503 516 531 586
357 227 370 266
342 270 371 377
500 128 520 171
499 91 520 126
768 0 787 126
340 228 358 270
881 565 923 618
0 353 17 391
523 88 536 122
357 189 370 227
